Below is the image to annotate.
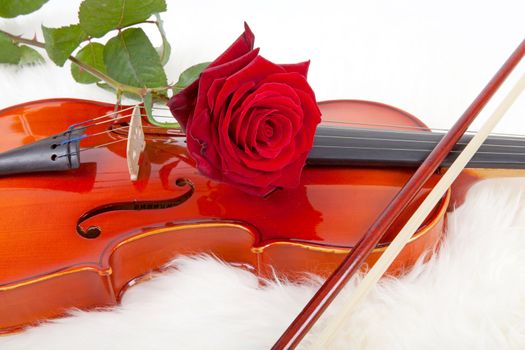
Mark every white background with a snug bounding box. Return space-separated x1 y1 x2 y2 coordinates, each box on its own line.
2 0 525 131
1 1 525 349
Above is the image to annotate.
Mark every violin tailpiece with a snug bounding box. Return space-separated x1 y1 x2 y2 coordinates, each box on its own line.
0 128 84 176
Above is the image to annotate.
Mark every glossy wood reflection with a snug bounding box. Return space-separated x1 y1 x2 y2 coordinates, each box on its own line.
0 99 449 333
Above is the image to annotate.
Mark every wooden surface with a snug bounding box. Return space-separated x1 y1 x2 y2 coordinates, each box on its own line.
0 99 448 333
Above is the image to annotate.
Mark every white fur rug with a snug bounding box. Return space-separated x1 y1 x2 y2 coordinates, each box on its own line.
1 1 525 349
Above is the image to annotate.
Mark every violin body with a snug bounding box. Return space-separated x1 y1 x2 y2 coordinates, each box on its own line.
0 99 451 333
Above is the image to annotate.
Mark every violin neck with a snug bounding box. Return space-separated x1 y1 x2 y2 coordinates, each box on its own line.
308 125 525 169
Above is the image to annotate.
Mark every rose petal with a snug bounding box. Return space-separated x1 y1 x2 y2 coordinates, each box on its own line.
261 72 319 101
194 49 259 121
206 78 226 112
230 89 277 146
214 56 285 108
256 114 293 155
272 152 309 188
167 80 199 130
245 109 274 155
279 61 310 77
168 25 322 196
168 35 258 130
208 22 255 69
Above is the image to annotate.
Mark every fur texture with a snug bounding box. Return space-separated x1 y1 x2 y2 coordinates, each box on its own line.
1 1 525 349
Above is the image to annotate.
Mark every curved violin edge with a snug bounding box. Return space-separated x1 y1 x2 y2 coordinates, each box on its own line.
0 183 449 334
0 97 426 128
0 264 114 335
318 99 429 130
0 98 118 115
256 188 450 278
449 168 525 209
0 97 452 335
0 219 261 333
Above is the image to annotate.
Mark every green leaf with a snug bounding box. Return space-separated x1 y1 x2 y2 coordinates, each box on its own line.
154 13 170 66
79 0 167 38
0 33 44 65
141 92 177 128
42 24 88 66
155 43 171 66
18 45 45 65
173 62 210 90
104 28 167 88
71 42 106 84
0 0 49 18
96 82 142 100
0 32 21 64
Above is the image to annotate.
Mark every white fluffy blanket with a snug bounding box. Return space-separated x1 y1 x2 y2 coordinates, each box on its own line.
1 1 525 349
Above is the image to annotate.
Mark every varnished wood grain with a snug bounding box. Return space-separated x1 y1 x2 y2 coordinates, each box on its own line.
0 99 448 333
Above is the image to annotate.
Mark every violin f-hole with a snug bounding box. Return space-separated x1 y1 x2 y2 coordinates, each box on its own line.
76 178 195 239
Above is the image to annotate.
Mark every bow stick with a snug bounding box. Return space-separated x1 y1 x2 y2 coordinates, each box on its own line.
314 67 525 348
272 38 525 350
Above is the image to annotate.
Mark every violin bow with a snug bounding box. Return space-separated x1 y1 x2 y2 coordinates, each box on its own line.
314 66 525 348
271 38 525 350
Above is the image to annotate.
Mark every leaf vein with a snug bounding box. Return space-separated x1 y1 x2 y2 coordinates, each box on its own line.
119 31 142 87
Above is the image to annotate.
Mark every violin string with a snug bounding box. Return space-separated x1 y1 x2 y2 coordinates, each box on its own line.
69 123 525 157
77 103 525 139
59 111 180 146
66 106 175 134
56 132 172 158
67 105 136 130
74 115 525 150
314 134 525 149
84 126 130 138
313 144 525 156
67 133 525 161
56 138 127 159
57 125 178 159
68 110 148 133
57 134 176 159
66 105 525 141
60 107 525 160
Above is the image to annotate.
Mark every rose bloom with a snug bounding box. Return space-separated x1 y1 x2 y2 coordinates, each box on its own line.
168 23 321 196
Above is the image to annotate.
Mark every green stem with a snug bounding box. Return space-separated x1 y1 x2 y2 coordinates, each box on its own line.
2 31 45 48
70 55 139 93
0 29 172 98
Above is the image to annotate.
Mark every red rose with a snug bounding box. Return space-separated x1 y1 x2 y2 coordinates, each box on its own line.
168 23 321 196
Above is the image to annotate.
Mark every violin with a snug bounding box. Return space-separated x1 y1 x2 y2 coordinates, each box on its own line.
0 97 523 334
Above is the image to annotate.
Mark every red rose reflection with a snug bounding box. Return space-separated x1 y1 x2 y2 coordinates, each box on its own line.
168 23 321 196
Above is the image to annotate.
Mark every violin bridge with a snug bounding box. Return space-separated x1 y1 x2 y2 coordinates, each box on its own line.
126 105 146 181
